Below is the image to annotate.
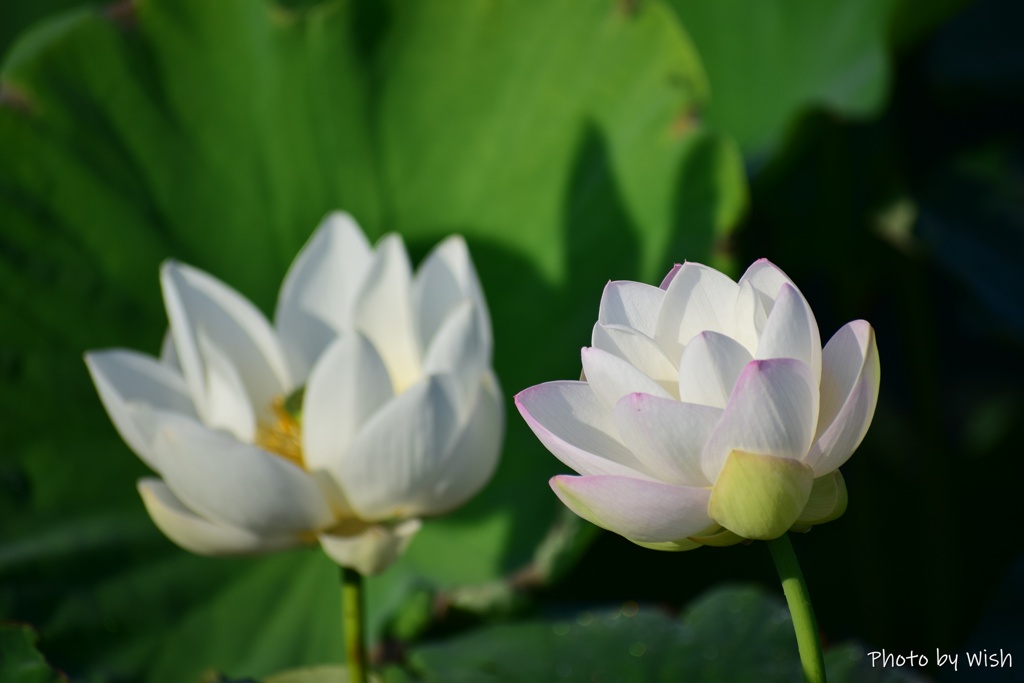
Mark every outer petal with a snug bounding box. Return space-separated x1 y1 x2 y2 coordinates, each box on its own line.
303 332 394 484
161 260 291 421
413 235 491 357
676 331 753 409
274 212 372 380
703 358 819 481
84 349 196 471
794 471 848 527
550 474 713 545
755 283 822 385
688 526 746 547
708 450 814 539
806 321 880 475
591 323 678 395
339 376 459 521
655 262 740 362
151 411 334 535
614 393 719 487
403 369 504 516
422 301 487 413
580 346 672 412
319 518 422 576
658 264 682 290
352 234 421 393
598 281 666 337
515 381 654 479
138 478 302 555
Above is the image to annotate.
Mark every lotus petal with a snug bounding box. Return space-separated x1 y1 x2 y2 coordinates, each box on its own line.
85 350 195 471
319 518 422 576
550 474 713 545
152 411 334 535
614 393 719 487
703 358 819 480
275 212 372 380
515 381 653 479
303 331 393 484
708 450 814 539
806 321 880 475
340 377 459 520
138 478 302 555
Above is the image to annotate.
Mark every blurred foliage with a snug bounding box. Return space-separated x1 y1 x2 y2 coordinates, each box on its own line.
2 0 1024 681
667 0 968 158
244 585 926 682
0 623 67 683
391 585 925 683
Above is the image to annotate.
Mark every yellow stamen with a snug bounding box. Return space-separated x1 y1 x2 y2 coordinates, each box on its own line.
255 396 304 469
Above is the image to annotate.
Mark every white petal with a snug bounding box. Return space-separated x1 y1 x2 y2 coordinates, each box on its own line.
515 381 655 479
655 262 740 362
755 283 822 385
319 518 422 576
737 258 796 309
303 332 394 484
731 280 767 354
339 377 460 521
806 321 880 475
85 350 196 471
598 281 666 337
151 411 334 534
422 301 486 413
352 234 421 393
196 328 255 442
161 260 291 421
677 331 753 409
138 478 302 555
614 393 720 487
550 474 713 544
658 264 682 290
591 323 678 395
274 212 372 380
407 369 504 515
159 329 181 371
580 346 672 412
413 235 492 357
702 358 819 481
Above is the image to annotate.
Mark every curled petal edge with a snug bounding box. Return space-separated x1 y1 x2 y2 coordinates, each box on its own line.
791 470 848 532
549 474 713 548
138 478 305 556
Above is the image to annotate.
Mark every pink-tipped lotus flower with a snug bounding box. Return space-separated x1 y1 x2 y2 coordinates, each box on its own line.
86 213 503 575
516 260 878 550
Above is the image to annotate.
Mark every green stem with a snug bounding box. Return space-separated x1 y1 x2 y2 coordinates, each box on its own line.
341 566 368 683
766 534 827 683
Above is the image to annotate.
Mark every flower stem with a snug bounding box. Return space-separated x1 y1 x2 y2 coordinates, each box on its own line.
341 566 368 683
766 534 827 683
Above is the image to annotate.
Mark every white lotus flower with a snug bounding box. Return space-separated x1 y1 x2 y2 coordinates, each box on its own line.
515 260 878 550
85 213 503 575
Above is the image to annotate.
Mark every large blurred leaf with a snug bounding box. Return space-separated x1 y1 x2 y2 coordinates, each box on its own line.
401 584 924 683
0 0 745 680
0 624 66 683
666 0 962 158
668 0 892 156
0 1 83 60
